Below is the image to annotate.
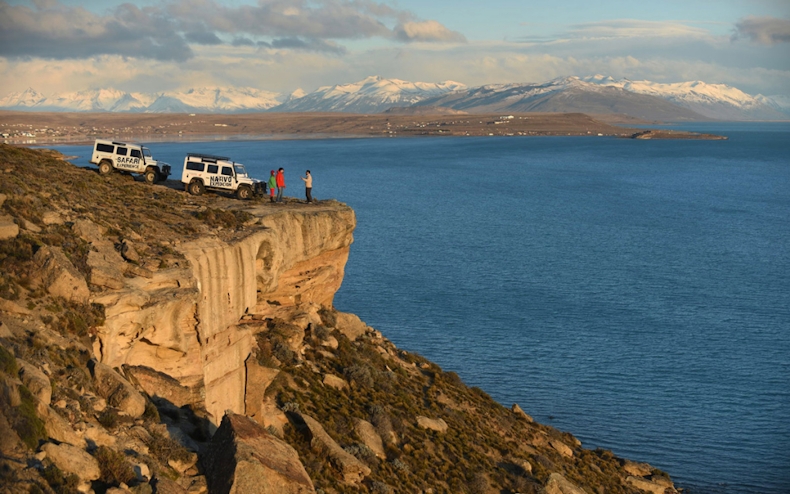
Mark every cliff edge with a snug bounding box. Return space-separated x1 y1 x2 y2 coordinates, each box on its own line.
0 144 680 494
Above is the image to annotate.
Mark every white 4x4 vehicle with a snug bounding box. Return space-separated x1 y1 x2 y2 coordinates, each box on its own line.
181 153 264 200
90 139 171 183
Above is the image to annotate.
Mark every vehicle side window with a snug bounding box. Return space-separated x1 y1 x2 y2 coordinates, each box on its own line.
221 166 233 176
96 143 114 153
116 147 128 156
130 149 141 158
186 161 204 172
207 165 219 174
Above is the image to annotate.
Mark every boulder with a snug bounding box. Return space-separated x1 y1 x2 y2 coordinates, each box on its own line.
125 365 202 409
542 473 587 494
33 246 90 304
354 419 385 459
0 193 6 207
549 439 573 458
203 413 315 494
40 442 100 482
120 239 141 263
152 478 188 494
88 249 126 289
334 312 368 341
0 299 32 315
322 374 348 391
295 413 370 484
20 218 41 233
626 476 677 494
89 361 146 418
416 416 448 433
40 405 84 447
41 211 65 226
0 214 19 240
17 359 51 405
511 403 533 422
623 460 653 477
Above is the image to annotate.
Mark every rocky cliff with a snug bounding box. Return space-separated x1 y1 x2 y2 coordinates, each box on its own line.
0 144 680 494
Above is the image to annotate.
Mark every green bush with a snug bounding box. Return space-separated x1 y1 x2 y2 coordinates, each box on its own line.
41 464 80 494
95 446 136 486
0 345 18 376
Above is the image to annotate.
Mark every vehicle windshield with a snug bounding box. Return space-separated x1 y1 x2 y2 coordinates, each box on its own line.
234 164 248 177
142 147 152 158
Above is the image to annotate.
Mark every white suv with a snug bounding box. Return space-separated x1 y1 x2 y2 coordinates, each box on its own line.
90 139 171 183
181 153 264 200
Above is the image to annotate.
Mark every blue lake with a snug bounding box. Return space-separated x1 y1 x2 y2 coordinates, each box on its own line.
51 122 790 493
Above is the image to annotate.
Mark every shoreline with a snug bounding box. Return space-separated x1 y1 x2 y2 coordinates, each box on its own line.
0 110 727 144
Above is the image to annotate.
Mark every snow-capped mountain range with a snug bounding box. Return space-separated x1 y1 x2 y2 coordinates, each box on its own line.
1 75 787 121
580 75 788 121
271 76 466 113
0 87 281 113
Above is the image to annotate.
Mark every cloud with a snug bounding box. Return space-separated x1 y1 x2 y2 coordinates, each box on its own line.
394 20 466 43
733 16 790 45
0 1 193 61
263 37 347 55
0 0 463 61
562 19 712 40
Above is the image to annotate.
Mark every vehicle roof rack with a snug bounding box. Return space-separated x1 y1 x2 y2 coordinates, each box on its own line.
186 153 231 162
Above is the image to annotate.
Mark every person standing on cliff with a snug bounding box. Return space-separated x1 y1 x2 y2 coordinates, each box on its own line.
266 170 277 203
275 167 285 202
301 170 313 203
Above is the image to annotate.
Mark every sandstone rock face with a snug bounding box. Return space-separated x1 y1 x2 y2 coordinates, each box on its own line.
354 419 385 459
542 473 587 494
416 416 449 433
244 358 280 422
40 442 100 482
16 359 51 405
296 413 370 484
93 207 355 424
89 361 146 418
33 246 90 303
204 413 315 494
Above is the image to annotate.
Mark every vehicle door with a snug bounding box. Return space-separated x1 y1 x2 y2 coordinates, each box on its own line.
207 164 234 190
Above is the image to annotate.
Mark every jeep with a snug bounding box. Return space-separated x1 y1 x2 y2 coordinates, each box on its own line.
181 153 265 200
90 139 171 183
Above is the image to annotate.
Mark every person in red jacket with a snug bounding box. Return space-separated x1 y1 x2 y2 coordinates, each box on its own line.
276 168 285 202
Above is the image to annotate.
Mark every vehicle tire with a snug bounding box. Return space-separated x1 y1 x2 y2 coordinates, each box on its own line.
188 180 205 196
236 185 252 200
98 160 112 175
144 169 158 184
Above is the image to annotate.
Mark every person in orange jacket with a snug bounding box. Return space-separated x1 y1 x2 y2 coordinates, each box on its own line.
276 168 285 202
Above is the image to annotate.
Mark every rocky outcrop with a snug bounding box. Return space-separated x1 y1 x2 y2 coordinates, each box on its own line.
40 442 101 482
92 206 355 423
293 412 371 484
89 360 147 418
32 246 90 303
204 413 315 494
417 415 449 433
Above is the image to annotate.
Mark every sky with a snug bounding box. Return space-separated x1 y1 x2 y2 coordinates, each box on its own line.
1 0 789 98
